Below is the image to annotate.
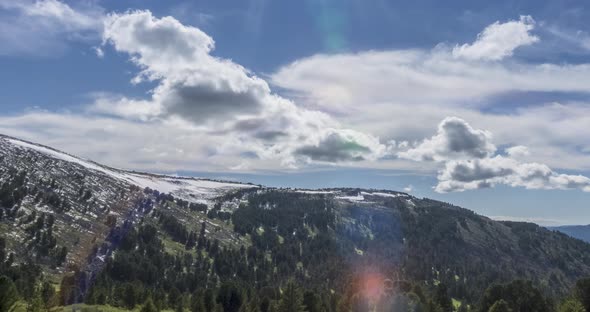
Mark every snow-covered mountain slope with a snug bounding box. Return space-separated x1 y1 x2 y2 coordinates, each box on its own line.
2 135 257 202
0 134 258 276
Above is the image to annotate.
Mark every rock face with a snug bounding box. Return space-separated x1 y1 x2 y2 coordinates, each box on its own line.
1 134 590 303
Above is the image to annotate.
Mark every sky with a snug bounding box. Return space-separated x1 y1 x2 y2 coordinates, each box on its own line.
1 0 590 225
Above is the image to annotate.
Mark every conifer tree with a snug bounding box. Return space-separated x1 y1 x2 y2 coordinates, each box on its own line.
0 276 18 312
278 280 305 312
141 297 158 312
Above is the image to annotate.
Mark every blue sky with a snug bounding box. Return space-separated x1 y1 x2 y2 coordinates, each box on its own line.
1 0 590 225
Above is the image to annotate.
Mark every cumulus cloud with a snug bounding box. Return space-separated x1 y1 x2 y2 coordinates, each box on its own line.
399 117 495 161
436 156 590 193
401 118 590 193
452 15 539 61
294 130 384 163
95 10 386 168
101 10 270 122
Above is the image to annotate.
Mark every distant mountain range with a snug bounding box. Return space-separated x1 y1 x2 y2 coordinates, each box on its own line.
549 225 590 243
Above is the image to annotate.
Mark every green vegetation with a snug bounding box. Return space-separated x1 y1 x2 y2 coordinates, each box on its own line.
2 156 590 311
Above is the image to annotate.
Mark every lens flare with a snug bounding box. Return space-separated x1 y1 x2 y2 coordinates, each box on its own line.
306 0 349 52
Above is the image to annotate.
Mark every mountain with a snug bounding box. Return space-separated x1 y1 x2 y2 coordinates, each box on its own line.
1 134 590 310
549 225 590 243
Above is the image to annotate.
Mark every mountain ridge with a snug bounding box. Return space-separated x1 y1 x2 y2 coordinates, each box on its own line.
1 134 590 309
549 224 590 243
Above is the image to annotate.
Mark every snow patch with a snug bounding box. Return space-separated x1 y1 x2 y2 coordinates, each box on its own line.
336 194 365 202
5 137 255 201
294 190 335 194
360 191 407 198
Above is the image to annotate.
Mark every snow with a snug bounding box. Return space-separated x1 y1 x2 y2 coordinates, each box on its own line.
336 194 365 202
294 190 334 194
360 191 407 198
5 137 255 201
336 192 410 202
8 139 113 176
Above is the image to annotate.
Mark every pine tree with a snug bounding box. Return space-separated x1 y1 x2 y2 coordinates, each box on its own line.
40 281 56 311
575 278 590 311
191 289 206 312
217 282 244 312
242 295 262 312
123 283 137 309
489 299 511 312
141 297 158 312
434 284 453 312
278 281 305 312
0 276 18 312
558 299 585 312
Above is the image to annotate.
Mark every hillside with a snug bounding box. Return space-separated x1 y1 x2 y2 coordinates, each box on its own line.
1 134 590 310
549 225 590 243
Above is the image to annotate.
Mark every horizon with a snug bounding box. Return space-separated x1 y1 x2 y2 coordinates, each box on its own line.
1 0 590 226
1 132 586 227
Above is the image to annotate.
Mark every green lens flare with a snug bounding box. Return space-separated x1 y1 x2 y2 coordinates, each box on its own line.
307 0 349 52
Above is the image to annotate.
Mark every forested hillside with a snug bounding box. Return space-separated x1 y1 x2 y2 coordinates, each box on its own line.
1 135 590 312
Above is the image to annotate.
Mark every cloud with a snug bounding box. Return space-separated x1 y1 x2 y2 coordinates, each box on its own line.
93 47 104 58
505 145 530 158
101 10 270 122
0 0 104 56
400 117 590 193
436 156 590 193
399 117 495 161
452 15 539 61
271 21 590 171
95 10 387 168
294 130 384 163
544 26 590 52
272 50 590 115
6 0 100 30
88 93 161 121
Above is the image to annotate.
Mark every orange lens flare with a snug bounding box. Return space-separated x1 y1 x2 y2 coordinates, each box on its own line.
359 273 385 300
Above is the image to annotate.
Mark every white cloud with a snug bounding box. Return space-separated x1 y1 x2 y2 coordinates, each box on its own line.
398 117 496 161
436 156 590 193
93 46 104 58
403 185 413 193
294 129 386 163
272 50 590 113
0 0 104 56
505 145 530 158
95 11 387 168
6 0 101 30
452 15 539 61
271 24 590 171
401 118 590 193
545 26 590 52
